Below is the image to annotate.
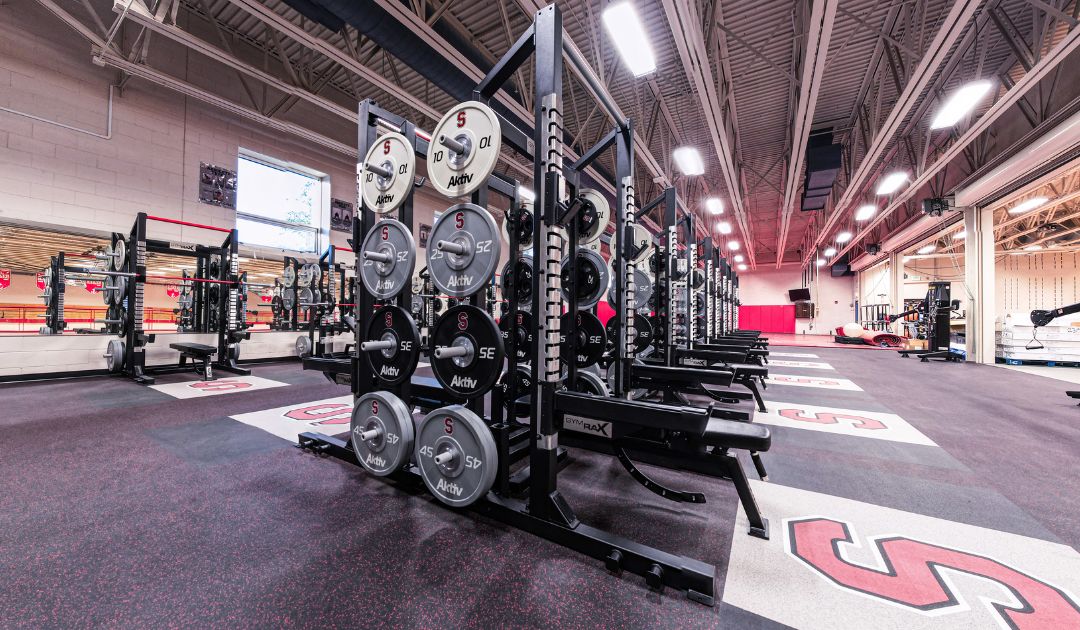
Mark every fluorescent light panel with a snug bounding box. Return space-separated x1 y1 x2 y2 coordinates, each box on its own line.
518 187 536 202
717 221 733 235
705 198 724 214
836 231 852 244
673 147 704 176
954 230 966 240
1007 196 1049 214
876 172 908 195
854 204 876 221
727 240 739 250
930 80 994 129
823 247 837 257
602 2 657 77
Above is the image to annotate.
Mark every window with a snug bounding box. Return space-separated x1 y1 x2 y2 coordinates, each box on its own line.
236 154 324 252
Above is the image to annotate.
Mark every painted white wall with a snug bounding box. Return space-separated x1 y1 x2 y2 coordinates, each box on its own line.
738 267 855 334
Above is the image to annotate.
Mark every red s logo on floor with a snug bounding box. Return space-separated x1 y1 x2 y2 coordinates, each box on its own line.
787 517 1080 629
189 379 252 392
778 408 886 430
284 403 352 425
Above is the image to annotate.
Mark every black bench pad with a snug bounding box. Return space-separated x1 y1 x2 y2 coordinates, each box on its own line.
702 417 771 451
169 342 217 357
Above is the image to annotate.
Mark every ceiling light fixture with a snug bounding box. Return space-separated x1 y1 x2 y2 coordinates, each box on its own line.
824 247 837 257
727 240 740 250
518 187 536 202
875 172 909 195
854 204 876 221
717 221 733 235
705 198 724 214
954 230 966 240
930 80 994 129
602 2 657 77
815 258 825 267
836 231 853 244
673 147 705 175
1024 244 1044 251
737 264 747 271
733 254 744 263
1007 197 1049 215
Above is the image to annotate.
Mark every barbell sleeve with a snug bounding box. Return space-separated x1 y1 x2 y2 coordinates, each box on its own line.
364 162 393 179
433 345 468 359
438 134 467 155
363 250 394 263
356 427 381 442
360 339 395 352
437 240 469 255
433 449 457 466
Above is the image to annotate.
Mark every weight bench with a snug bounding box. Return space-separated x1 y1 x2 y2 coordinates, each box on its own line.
170 342 218 380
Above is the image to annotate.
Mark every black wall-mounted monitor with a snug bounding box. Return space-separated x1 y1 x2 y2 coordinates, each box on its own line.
789 288 811 302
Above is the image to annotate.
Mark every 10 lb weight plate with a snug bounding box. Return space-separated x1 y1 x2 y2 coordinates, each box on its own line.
498 310 535 363
360 132 416 213
560 311 606 368
560 248 609 310
352 391 415 476
360 219 416 299
362 305 421 386
426 203 501 298
427 101 502 198
430 305 504 398
415 405 498 507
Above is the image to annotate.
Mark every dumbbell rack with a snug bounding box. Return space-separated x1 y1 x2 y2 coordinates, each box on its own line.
297 4 726 606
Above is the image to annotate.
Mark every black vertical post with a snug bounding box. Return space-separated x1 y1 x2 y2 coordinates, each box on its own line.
612 123 634 397
354 101 379 397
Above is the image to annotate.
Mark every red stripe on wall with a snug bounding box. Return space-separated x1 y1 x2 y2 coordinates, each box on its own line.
738 305 795 333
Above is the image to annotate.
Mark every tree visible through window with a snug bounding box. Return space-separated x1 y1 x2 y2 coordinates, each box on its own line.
236 155 322 252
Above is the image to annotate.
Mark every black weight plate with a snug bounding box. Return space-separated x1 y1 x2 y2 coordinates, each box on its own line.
364 305 421 386
559 249 608 310
498 365 534 419
606 313 655 353
560 311 605 368
500 255 534 308
498 310 535 363
430 305 504 398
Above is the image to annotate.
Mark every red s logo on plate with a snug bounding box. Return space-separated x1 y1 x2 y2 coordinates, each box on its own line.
788 517 1080 629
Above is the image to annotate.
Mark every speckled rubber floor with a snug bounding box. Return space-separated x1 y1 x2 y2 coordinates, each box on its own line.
0 352 1078 628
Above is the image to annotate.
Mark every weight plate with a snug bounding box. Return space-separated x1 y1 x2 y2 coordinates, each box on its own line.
352 391 415 476
415 405 498 507
112 276 128 306
297 264 314 287
430 305 504 398
627 224 653 264
606 263 652 312
111 239 126 272
41 285 53 303
606 313 655 353
282 288 296 311
298 287 314 308
295 335 312 358
427 101 502 198
499 254 534 308
42 267 53 288
282 266 296 286
411 294 425 316
361 132 416 214
501 202 535 251
576 188 610 245
498 366 534 419
606 360 650 400
432 297 444 314
692 267 706 289
104 339 124 373
364 305 421 386
360 219 416 299
498 310 536 363
426 203 501 298
559 248 609 310
560 311 606 368
564 370 610 397
310 264 322 284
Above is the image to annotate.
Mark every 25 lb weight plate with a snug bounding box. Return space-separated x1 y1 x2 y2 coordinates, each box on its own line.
297 264 314 287
360 132 416 213
109 276 128 306
692 267 706 289
363 305 421 386
499 254 534 308
428 101 502 198
360 218 416 299
576 188 610 245
498 366 534 419
298 287 314 308
560 248 609 310
499 310 536 363
560 311 606 368
415 405 498 507
352 391 415 476
430 305 504 398
563 370 610 397
426 203 501 298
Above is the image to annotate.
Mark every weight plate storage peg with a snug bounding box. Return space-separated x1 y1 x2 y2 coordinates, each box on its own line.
499 253 534 308
103 339 124 373
427 101 502 198
499 310 536 363
560 311 606 368
414 405 498 507
363 305 421 386
500 201 534 251
560 248 609 310
426 203 501 298
351 391 415 477
430 305 504 398
359 219 416 299
576 188 611 245
295 335 312 358
360 132 416 213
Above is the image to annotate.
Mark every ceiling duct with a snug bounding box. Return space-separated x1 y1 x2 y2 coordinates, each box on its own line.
801 131 842 211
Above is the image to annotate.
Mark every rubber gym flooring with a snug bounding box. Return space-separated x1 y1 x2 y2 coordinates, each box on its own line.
1 351 1078 629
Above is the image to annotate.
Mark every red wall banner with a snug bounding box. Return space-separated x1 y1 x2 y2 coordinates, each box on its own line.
738 304 795 333
0 269 10 290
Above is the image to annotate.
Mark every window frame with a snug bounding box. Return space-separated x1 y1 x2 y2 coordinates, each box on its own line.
235 150 329 255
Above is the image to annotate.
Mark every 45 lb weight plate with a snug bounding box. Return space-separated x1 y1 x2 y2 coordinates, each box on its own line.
426 203 501 298
360 132 416 213
352 391 415 476
415 405 498 507
430 305 504 398
560 311 606 368
359 219 416 299
362 305 421 386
